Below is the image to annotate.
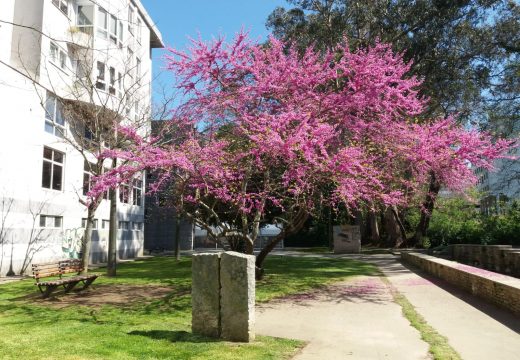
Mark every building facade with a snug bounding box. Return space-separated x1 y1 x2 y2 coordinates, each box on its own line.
476 144 520 215
0 0 163 276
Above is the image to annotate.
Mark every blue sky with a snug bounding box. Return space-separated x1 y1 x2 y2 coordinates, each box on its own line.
140 0 288 106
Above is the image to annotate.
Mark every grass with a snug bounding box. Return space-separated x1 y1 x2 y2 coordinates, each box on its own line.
0 255 377 359
287 247 331 253
382 278 462 360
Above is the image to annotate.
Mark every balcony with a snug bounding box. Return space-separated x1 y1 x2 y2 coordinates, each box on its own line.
68 26 94 49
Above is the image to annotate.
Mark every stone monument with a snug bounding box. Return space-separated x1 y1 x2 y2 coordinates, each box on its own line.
333 225 361 254
191 253 221 338
220 252 255 342
191 251 255 342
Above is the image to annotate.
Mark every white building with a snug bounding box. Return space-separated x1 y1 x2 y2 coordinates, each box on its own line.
476 145 520 215
0 0 163 275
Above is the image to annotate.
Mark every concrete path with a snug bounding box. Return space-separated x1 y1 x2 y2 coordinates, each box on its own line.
256 275 430 359
363 254 520 360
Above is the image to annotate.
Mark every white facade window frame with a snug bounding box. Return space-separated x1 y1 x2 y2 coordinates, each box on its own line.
137 17 142 44
81 218 98 229
96 61 106 91
132 176 143 206
44 91 66 138
49 42 68 71
118 220 130 230
96 7 108 39
109 14 118 45
52 0 69 16
136 57 141 84
128 6 135 35
42 147 65 191
40 215 63 228
109 66 116 95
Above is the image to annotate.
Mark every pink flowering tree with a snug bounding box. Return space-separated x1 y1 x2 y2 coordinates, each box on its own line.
91 32 512 276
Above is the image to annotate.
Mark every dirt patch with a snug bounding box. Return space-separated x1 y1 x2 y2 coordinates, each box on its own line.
26 285 181 309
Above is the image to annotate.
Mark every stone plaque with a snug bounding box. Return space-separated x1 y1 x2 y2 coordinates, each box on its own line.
333 225 361 254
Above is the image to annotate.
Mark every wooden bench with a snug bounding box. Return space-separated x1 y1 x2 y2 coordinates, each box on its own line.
32 259 99 298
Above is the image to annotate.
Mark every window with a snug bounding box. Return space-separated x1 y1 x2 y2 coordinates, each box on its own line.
109 67 116 95
102 219 110 229
132 177 142 206
137 18 142 43
83 161 93 195
117 71 123 97
96 61 106 90
132 222 143 231
119 180 130 204
77 5 94 34
49 42 58 62
136 57 141 84
40 215 63 228
81 218 98 229
118 21 124 45
128 6 135 35
97 7 108 39
42 147 64 191
118 221 130 230
134 100 140 121
127 48 134 80
49 42 67 70
52 0 68 15
44 92 65 137
109 14 118 44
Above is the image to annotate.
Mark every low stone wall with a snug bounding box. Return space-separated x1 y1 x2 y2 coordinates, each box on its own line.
401 252 520 316
448 244 520 276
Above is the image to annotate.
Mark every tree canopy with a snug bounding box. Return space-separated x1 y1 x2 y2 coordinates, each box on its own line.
91 33 512 270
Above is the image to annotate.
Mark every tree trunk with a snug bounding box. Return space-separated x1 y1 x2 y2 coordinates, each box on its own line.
255 211 309 279
354 209 368 244
392 207 408 248
368 210 380 244
413 173 441 246
174 214 181 261
107 187 118 277
80 208 95 274
327 207 333 251
244 237 254 255
383 207 402 248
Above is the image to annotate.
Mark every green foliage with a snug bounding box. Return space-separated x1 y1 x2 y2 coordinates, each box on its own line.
267 1 519 128
0 256 377 359
414 196 520 246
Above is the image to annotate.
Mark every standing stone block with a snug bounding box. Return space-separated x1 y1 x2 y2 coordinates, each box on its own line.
333 225 361 254
220 251 255 342
192 253 221 338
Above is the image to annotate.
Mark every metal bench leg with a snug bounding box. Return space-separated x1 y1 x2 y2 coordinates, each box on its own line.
63 281 80 293
80 277 97 290
42 285 58 298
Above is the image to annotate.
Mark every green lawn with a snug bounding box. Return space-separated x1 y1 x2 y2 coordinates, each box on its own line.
0 255 377 360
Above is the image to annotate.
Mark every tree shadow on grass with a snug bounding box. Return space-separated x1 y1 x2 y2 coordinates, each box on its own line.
128 330 220 343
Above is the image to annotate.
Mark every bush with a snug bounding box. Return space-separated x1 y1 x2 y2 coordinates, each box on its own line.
422 196 520 246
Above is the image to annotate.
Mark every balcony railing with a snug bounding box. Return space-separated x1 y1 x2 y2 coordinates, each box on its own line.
68 26 93 48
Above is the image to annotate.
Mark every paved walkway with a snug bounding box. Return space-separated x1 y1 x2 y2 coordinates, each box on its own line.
256 275 430 359
257 252 520 360
363 254 520 360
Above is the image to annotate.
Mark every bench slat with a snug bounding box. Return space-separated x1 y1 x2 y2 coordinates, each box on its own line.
33 271 62 279
32 263 62 270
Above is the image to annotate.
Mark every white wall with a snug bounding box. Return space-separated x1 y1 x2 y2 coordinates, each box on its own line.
0 0 162 276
